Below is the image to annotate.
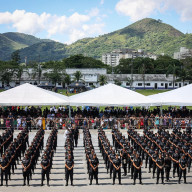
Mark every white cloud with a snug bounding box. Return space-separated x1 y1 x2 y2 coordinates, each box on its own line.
0 9 105 44
115 0 192 21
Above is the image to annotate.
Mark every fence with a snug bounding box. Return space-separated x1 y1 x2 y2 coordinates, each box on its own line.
0 117 191 130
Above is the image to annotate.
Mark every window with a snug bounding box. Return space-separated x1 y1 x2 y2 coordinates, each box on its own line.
126 82 130 86
185 83 187 85
146 83 150 86
89 83 93 86
169 83 172 86
58 82 61 86
175 83 178 86
161 83 164 86
138 83 142 86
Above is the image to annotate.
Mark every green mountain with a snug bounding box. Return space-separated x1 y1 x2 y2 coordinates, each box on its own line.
67 18 192 58
19 41 68 62
0 32 54 60
0 18 192 62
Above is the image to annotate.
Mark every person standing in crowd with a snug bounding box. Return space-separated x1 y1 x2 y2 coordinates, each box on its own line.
133 153 143 185
40 154 50 186
178 155 187 184
112 154 121 185
89 153 99 185
156 153 165 184
65 154 74 186
26 115 32 132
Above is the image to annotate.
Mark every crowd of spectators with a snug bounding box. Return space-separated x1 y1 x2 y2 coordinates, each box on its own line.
0 105 191 130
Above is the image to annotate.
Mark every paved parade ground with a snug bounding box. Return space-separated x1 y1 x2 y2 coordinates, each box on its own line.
0 129 192 192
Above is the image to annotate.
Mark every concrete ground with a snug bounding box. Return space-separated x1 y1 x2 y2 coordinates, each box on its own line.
0 129 191 192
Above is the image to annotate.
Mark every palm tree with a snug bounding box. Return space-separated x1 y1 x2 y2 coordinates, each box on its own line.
15 66 24 84
73 71 83 82
98 75 107 86
31 64 42 85
166 63 180 89
63 74 71 87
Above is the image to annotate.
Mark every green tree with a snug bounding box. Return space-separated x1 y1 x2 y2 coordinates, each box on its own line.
114 79 121 86
31 64 42 84
0 61 16 86
63 74 71 87
98 75 107 86
11 50 21 66
44 69 64 86
73 71 83 82
15 66 25 84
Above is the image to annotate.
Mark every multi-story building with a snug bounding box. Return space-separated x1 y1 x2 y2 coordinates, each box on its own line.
174 47 192 60
102 49 157 66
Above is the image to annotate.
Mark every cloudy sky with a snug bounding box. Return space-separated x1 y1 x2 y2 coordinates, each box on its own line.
0 0 191 44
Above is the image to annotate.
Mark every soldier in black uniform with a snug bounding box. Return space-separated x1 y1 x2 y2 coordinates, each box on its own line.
133 153 143 185
0 154 8 186
73 125 79 147
120 147 128 176
152 149 158 178
172 149 180 178
178 155 187 184
130 149 136 179
188 145 192 173
156 153 165 184
22 153 31 186
148 146 154 173
145 142 151 168
41 154 50 186
164 153 172 182
108 150 116 179
65 154 74 186
112 154 121 185
89 153 99 185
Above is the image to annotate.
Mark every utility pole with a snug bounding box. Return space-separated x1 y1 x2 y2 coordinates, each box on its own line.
38 55 41 85
173 63 175 89
131 56 133 89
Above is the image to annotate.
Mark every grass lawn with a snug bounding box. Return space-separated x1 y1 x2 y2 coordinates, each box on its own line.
136 89 170 96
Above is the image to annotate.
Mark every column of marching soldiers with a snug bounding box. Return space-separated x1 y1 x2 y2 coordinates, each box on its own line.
0 127 58 186
0 125 192 186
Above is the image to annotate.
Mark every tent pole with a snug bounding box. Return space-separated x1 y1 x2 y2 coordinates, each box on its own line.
68 105 71 119
160 105 163 116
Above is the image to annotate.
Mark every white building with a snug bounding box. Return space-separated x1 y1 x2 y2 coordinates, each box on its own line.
0 68 189 90
174 47 192 60
0 68 107 89
106 74 189 89
102 49 157 67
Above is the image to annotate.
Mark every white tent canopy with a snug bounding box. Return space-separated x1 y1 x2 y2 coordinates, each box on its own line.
69 83 157 107
0 83 69 106
148 83 192 106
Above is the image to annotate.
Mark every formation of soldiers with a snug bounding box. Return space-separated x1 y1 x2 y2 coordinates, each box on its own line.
0 128 28 186
40 127 58 186
127 126 191 184
0 128 14 156
0 123 191 186
21 128 44 186
83 127 99 185
64 127 74 186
